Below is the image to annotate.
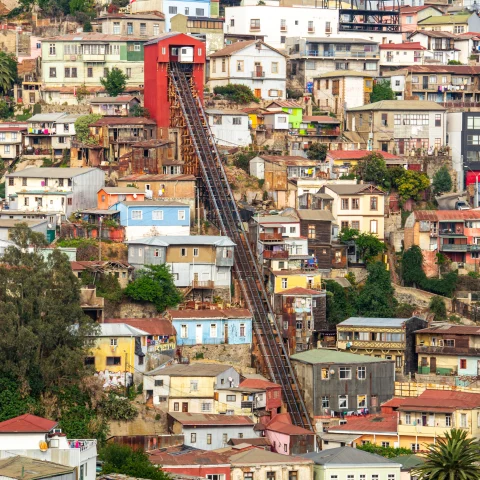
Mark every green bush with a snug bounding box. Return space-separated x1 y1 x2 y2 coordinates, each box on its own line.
429 296 447 321
101 393 138 421
213 84 259 104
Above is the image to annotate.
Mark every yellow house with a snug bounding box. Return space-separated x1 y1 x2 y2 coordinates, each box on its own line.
394 390 480 451
241 107 268 130
86 323 148 387
270 271 322 294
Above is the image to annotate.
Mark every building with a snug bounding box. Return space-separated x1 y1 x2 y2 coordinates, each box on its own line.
379 42 426 71
336 316 428 374
415 324 480 377
301 447 402 480
70 261 133 289
170 15 224 55
40 33 147 104
89 95 141 116
266 101 303 129
0 219 48 242
165 308 252 346
143 362 240 411
287 37 380 90
96 12 165 37
206 110 251 147
407 31 458 66
127 236 235 301
24 113 81 157
167 413 255 450
404 210 480 275
346 100 446 154
313 71 374 123
97 187 145 209
239 378 283 415
86 323 148 387
5 167 105 220
0 457 75 480
417 12 480 34
0 414 96 480
291 349 395 417
399 5 443 34
0 124 27 160
250 155 318 182
117 174 195 200
112 200 191 240
216 385 267 416
208 40 287 100
320 183 386 240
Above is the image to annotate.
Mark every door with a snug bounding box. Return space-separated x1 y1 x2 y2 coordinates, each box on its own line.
182 402 188 412
423 76 428 89
254 89 262 99
195 324 202 344
477 360 480 376
224 323 229 344
430 357 437 373
255 62 263 77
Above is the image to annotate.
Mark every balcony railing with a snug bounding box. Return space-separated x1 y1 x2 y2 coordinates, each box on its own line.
82 53 105 62
440 101 480 108
260 232 283 241
192 280 215 289
251 70 265 78
305 50 378 58
109 136 146 143
241 401 254 409
412 82 474 92
417 345 480 355
440 244 480 252
263 250 289 259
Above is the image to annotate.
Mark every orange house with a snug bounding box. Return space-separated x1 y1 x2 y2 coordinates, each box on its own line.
97 187 145 210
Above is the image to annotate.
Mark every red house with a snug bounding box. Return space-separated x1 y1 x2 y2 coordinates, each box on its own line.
240 378 283 415
144 33 206 135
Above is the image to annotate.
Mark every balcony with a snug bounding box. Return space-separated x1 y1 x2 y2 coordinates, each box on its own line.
439 228 464 236
440 101 480 108
280 26 287 32
417 344 480 355
338 340 405 350
440 244 468 252
251 70 265 79
109 136 146 144
63 54 82 61
82 53 105 62
241 401 254 409
308 27 315 33
263 250 289 259
305 49 378 59
412 82 475 92
260 232 283 241
192 280 215 289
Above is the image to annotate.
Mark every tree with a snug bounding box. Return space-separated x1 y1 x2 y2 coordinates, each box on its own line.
432 166 453 196
100 67 127 97
124 264 182 312
370 80 395 103
397 170 430 201
325 280 357 325
414 429 480 480
83 20 93 31
129 104 150 118
213 84 259 104
75 84 90 104
0 99 13 120
358 443 412 458
306 142 328 161
74 114 101 144
356 262 398 317
401 245 425 288
0 52 17 95
338 227 386 263
429 296 447 321
100 443 170 480
385 166 405 190
355 152 388 185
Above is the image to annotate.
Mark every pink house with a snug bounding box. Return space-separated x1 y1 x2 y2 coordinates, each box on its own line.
400 5 443 37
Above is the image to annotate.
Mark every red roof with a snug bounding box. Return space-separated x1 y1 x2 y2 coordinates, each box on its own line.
148 446 230 466
380 42 425 50
0 127 27 132
104 318 176 336
413 210 480 221
401 5 440 12
329 414 398 434
381 397 407 409
240 378 281 390
397 390 480 411
327 150 401 160
0 414 57 433
266 418 314 436
266 100 303 109
168 413 254 426
302 115 340 124
279 287 325 296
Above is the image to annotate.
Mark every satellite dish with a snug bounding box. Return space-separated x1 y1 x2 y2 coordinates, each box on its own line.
39 441 48 452
48 224 53 229
228 376 233 382
329 369 335 375
133 193 137 198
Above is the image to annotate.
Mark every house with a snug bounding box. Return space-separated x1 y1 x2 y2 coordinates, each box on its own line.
262 110 290 132
394 389 480 450
320 183 386 240
148 446 231 480
239 378 283 415
317 432 360 450
346 100 446 154
415 324 480 377
24 113 81 157
392 454 425 480
404 210 480 275
208 40 286 100
0 457 75 480
206 110 251 147
89 96 141 116
5 167 105 220
406 31 458 65
379 42 426 72
301 447 402 480
400 5 443 34
127 236 235 301
313 71 374 124
336 316 429 374
97 187 145 210
226 447 314 480
86 323 148 387
96 12 165 37
0 219 48 242
40 33 147 104
417 12 480 34
0 124 27 160
112 200 191 240
167 413 255 450
215 385 267 416
129 139 177 175
165 308 252 346
0 414 97 480
170 15 224 55
143 362 240 411
287 37 380 90
291 349 395 417
266 101 303 129
70 260 133 289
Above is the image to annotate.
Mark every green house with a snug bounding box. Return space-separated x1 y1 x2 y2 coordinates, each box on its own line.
266 100 304 129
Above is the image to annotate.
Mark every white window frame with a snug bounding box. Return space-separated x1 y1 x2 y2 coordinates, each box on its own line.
181 324 187 338
210 324 217 338
152 210 164 220
178 210 186 220
131 210 142 220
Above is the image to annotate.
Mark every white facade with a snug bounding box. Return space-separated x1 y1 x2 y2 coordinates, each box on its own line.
164 0 210 30
446 111 464 191
379 46 424 68
206 110 251 147
0 128 25 159
124 224 190 241
168 262 232 288
263 112 289 130
208 42 286 100
314 74 368 112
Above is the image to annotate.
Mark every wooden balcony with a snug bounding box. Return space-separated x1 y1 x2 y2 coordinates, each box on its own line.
417 344 480 355
260 232 283 241
192 280 215 289
263 250 289 259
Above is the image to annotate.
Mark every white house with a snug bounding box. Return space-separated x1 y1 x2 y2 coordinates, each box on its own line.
0 124 27 160
0 414 97 480
206 109 251 147
407 31 459 65
208 40 286 100
379 42 425 69
263 111 289 131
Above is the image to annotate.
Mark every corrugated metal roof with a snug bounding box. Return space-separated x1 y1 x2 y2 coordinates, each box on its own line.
118 200 189 206
90 323 149 337
328 414 398 434
7 167 98 178
145 362 232 377
229 448 313 465
419 13 471 25
119 174 196 181
338 316 412 327
167 308 252 319
301 447 402 466
127 235 235 247
291 349 393 364
0 456 75 480
348 100 445 112
169 412 254 426
296 210 335 222
104 318 175 336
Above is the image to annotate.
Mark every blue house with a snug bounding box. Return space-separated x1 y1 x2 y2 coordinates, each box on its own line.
111 200 190 241
166 308 253 346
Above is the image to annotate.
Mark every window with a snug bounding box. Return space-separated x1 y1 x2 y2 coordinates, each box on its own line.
201 402 211 412
139 23 146 35
289 473 297 480
106 357 121 365
126 22 133 34
460 358 467 369
271 62 279 74
461 413 467 428
351 198 359 210
49 67 56 78
226 395 236 402
411 444 420 452
370 220 378 234
4 145 10 153
112 21 120 34
178 210 186 220
325 21 331 33
467 116 480 129
131 210 142 220
372 476 379 480
387 476 395 480
307 20 314 32
169 6 177 13
250 19 260 30
126 68 131 78
243 474 253 480
84 357 95 366
154 379 163 386
339 367 351 379
267 472 275 480
446 414 452 427
210 324 217 338
196 8 204 15
381 113 388 127
289 226 296 234
278 116 287 123
49 43 56 55
454 25 465 34
396 356 402 368
193 248 199 257
341 198 349 210
236 60 244 72
153 23 159 35
181 248 187 257
338 395 348 409
191 433 196 443
405 413 411 425
357 395 367 408
357 366 366 379
239 323 245 337
352 221 360 230
308 224 315 239
152 210 163 220
181 324 187 338
370 196 378 210
435 114 442 127
233 117 242 125
110 338 118 346
24 197 29 206
190 380 198 392
347 476 354 480
364 61 376 71
133 43 141 52
445 339 455 347
322 396 329 408
206 434 212 445
281 278 288 289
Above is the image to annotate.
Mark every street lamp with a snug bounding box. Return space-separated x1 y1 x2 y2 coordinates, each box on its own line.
464 165 479 208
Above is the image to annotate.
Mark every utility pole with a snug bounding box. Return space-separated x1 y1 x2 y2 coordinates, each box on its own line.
98 216 103 261
124 350 128 396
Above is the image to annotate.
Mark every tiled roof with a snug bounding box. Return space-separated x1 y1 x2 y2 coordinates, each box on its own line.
266 100 303 109
89 95 139 104
348 100 445 111
104 318 176 336
0 414 57 433
90 116 156 126
291 349 393 364
239 378 281 390
168 412 254 426
381 397 408 409
327 150 401 160
394 64 480 74
379 42 425 50
148 446 230 466
145 362 233 377
328 413 398 434
42 33 148 41
413 210 480 221
396 389 480 410
278 287 325 296
167 308 252 319
401 5 441 12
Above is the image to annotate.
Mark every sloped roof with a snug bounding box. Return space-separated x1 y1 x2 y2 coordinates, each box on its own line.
266 100 303 109
296 210 335 222
391 454 426 470
119 174 195 181
90 323 149 337
327 150 401 160
291 349 393 365
168 412 254 426
328 413 398 434
89 95 140 104
90 116 156 126
348 100 445 111
303 115 340 124
418 13 471 25
145 362 233 377
0 414 57 433
317 70 372 79
415 324 480 335
0 456 75 480
278 287 325 296
167 308 252 319
148 446 229 466
379 42 425 50
240 378 281 389
338 316 412 327
228 448 313 465
104 318 176 336
301 447 402 466
209 40 286 58
401 5 442 12
127 235 235 247
323 184 386 195
266 418 314 436
413 209 480 221
396 389 480 411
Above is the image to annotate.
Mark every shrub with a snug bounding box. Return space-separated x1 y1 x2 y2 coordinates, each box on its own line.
213 84 259 104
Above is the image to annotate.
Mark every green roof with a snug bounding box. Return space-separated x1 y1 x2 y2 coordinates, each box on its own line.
390 455 426 470
348 100 445 112
290 349 393 365
418 13 471 25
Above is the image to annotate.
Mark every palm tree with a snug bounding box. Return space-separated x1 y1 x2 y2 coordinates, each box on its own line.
414 428 480 480
0 52 16 95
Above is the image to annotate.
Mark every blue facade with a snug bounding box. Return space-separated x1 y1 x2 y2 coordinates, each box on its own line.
112 202 190 228
458 356 480 377
173 318 253 346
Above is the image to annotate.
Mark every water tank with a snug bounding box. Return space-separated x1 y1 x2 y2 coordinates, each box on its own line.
178 47 194 63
